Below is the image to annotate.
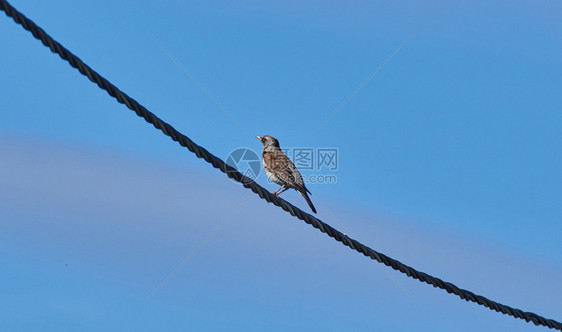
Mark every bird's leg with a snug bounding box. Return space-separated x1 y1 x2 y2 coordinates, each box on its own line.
274 187 289 196
273 186 283 196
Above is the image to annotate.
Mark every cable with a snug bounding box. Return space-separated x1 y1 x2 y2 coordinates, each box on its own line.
1 1 560 330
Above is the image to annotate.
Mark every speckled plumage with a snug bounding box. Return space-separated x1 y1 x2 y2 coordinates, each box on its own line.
257 135 317 214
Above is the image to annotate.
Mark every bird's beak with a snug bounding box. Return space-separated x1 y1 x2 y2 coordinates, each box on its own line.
256 136 263 141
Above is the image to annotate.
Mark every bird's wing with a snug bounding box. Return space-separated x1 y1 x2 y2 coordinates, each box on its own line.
267 150 307 191
265 150 293 183
285 160 306 190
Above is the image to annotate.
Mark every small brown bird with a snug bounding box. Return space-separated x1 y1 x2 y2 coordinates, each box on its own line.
257 135 317 214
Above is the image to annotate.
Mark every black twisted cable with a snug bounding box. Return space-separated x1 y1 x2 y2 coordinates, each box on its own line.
1 0 560 330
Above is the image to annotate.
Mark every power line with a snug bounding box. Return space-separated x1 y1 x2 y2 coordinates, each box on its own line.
1 1 560 330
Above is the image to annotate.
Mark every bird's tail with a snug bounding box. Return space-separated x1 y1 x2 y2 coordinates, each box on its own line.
298 190 317 214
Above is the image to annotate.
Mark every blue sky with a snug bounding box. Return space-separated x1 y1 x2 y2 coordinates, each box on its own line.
1 0 561 330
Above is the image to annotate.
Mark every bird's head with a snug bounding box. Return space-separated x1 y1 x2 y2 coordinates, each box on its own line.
257 135 280 149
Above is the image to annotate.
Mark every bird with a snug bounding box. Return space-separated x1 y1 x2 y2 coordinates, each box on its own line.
257 135 317 214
